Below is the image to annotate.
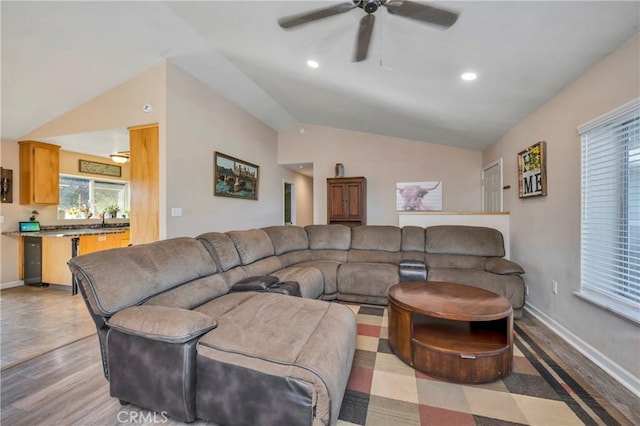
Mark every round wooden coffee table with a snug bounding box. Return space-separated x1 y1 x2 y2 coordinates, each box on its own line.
388 281 513 383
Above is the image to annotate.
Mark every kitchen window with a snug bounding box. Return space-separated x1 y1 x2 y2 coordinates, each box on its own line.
578 98 640 323
58 175 129 220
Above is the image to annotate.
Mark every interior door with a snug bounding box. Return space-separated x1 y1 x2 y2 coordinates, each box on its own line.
482 160 503 212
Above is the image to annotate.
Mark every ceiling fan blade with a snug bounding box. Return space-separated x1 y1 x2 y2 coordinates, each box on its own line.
384 0 458 28
278 2 357 29
354 14 375 62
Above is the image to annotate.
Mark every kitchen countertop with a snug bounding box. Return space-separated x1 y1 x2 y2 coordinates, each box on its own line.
3 225 130 238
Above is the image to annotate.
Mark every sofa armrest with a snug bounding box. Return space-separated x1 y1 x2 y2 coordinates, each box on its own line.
484 257 525 275
230 275 280 292
108 305 217 344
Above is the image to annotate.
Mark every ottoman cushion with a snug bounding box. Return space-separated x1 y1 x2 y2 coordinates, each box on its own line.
195 292 356 426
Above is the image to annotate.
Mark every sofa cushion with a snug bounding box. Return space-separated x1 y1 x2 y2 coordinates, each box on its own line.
227 229 275 265
337 262 398 298
305 224 351 250
108 305 217 344
294 260 343 296
427 268 525 311
351 225 401 251
240 256 282 277
144 274 229 310
401 226 426 252
273 266 324 299
262 225 309 255
426 225 505 257
485 257 525 275
68 237 217 316
197 232 241 272
426 253 487 270
347 250 401 264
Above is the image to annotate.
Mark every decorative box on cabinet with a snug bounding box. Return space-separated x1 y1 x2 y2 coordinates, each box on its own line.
18 141 60 205
327 176 366 227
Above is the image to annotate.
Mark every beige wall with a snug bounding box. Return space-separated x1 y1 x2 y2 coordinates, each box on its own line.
1 141 22 285
278 124 483 225
483 34 640 390
163 62 313 236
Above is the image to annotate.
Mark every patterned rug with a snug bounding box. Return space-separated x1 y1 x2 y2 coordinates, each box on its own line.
337 305 629 426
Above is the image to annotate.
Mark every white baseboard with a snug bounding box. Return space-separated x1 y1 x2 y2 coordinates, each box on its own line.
1 280 23 290
525 302 640 398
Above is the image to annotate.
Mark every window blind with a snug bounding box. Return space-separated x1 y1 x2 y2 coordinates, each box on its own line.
579 99 640 321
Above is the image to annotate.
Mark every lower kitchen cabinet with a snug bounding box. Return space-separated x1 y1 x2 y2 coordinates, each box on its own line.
42 237 74 286
79 233 124 255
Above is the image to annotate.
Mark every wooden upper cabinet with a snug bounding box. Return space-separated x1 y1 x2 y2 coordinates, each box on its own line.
18 141 60 205
327 177 366 227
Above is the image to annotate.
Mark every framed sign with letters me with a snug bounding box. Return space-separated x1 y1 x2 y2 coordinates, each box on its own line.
518 141 547 198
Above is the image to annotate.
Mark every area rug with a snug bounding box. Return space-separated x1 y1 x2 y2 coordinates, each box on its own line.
337 305 629 426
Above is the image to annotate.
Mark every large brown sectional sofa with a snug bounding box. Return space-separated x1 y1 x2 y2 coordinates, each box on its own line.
68 224 524 425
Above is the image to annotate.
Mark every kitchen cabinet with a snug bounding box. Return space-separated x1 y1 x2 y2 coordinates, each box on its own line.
42 237 73 286
79 233 123 255
120 230 131 247
327 176 366 227
18 140 60 205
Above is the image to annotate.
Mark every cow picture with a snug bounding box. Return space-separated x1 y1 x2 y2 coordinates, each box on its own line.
396 181 442 211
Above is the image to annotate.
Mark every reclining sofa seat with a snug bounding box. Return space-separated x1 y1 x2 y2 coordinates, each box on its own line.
425 225 526 317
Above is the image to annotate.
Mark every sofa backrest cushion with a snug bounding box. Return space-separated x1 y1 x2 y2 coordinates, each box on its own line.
227 229 275 265
426 225 505 257
425 253 487 270
351 226 401 252
401 226 426 252
68 237 217 316
305 225 351 250
262 225 309 255
197 232 241 271
143 274 229 310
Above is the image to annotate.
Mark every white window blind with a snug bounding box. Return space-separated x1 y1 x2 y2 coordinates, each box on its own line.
579 99 640 323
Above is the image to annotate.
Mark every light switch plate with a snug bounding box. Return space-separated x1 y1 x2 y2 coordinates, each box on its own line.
171 208 183 217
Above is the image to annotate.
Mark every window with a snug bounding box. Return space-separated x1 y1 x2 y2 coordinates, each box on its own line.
579 99 640 323
58 175 129 220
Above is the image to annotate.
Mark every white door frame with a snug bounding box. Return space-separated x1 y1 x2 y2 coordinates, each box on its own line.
482 158 503 212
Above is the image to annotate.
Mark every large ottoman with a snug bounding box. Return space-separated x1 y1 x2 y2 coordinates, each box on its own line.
194 292 357 426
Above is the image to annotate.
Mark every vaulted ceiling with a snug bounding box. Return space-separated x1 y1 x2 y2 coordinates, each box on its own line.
2 1 639 153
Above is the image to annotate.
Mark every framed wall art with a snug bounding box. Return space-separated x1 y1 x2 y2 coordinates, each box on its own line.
396 181 442 211
79 159 121 177
518 141 547 198
214 152 259 200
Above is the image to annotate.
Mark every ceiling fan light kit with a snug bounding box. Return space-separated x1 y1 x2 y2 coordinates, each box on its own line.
110 152 130 164
278 0 459 62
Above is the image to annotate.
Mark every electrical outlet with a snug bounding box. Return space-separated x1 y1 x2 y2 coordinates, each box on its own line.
552 280 558 295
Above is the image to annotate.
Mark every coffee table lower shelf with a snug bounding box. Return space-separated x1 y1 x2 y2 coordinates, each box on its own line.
410 319 511 383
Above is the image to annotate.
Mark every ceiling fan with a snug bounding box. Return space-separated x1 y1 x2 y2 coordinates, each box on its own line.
278 0 459 62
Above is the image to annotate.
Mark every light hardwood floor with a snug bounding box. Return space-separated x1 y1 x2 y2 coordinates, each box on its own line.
1 286 638 425
0 285 95 370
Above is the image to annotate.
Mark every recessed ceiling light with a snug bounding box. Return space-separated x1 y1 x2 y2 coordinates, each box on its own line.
307 59 319 69
461 72 477 81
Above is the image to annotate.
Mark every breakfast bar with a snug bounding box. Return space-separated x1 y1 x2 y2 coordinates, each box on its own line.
3 225 130 294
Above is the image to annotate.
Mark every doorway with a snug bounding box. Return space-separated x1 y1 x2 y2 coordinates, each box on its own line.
284 181 296 225
482 159 503 212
